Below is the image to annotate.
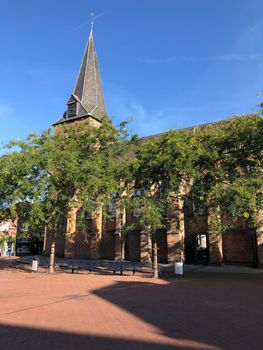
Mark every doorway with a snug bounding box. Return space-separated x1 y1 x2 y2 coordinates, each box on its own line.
191 233 209 264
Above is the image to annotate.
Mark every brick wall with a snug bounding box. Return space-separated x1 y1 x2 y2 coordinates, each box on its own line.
125 231 141 261
101 230 116 260
222 230 255 265
74 231 90 258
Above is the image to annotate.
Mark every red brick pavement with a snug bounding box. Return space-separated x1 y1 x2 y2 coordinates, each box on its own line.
0 257 263 350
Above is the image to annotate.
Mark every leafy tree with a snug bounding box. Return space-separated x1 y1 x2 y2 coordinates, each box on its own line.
0 113 262 271
193 115 263 229
129 129 198 266
0 117 134 272
132 114 263 260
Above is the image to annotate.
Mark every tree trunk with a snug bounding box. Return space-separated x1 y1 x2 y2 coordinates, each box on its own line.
153 241 158 278
48 230 56 273
207 205 223 264
43 223 48 255
167 191 185 262
115 207 125 261
148 231 153 264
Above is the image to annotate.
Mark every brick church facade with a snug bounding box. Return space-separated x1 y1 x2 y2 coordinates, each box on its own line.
45 26 263 267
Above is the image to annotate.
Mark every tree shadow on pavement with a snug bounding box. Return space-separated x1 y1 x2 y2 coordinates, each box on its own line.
0 258 32 273
0 322 216 350
1 262 263 350
89 275 263 350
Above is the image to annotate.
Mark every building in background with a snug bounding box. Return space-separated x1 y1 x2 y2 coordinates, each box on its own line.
0 219 17 256
47 25 262 267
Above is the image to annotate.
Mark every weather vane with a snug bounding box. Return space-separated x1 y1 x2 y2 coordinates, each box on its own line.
90 12 95 30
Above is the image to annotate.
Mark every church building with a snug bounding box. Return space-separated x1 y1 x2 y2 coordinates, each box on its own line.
48 25 263 267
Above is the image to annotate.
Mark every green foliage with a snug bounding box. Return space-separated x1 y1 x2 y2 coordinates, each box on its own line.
194 115 263 227
133 128 199 194
132 114 263 229
0 116 134 234
0 235 16 251
132 196 165 237
0 113 262 246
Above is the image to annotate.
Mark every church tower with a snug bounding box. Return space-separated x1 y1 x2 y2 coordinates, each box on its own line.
53 23 106 129
50 22 107 259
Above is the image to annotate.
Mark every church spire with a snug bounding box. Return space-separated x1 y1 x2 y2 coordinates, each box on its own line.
54 21 106 126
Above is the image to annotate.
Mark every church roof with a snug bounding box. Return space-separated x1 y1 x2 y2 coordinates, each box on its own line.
53 25 106 126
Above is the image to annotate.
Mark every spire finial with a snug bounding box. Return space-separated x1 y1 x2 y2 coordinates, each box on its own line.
90 12 95 32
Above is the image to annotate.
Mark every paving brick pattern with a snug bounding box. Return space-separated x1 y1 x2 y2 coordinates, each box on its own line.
0 257 263 350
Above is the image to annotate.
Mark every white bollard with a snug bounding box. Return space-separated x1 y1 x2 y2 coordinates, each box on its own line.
175 262 184 276
32 257 39 272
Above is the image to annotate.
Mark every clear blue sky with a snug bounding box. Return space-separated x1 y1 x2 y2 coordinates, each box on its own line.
0 0 262 143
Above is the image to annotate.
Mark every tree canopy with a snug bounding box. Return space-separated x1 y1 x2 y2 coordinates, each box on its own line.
0 117 135 270
0 113 262 268
132 114 263 229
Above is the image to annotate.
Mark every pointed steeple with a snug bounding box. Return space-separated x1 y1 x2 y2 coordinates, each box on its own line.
54 24 106 126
